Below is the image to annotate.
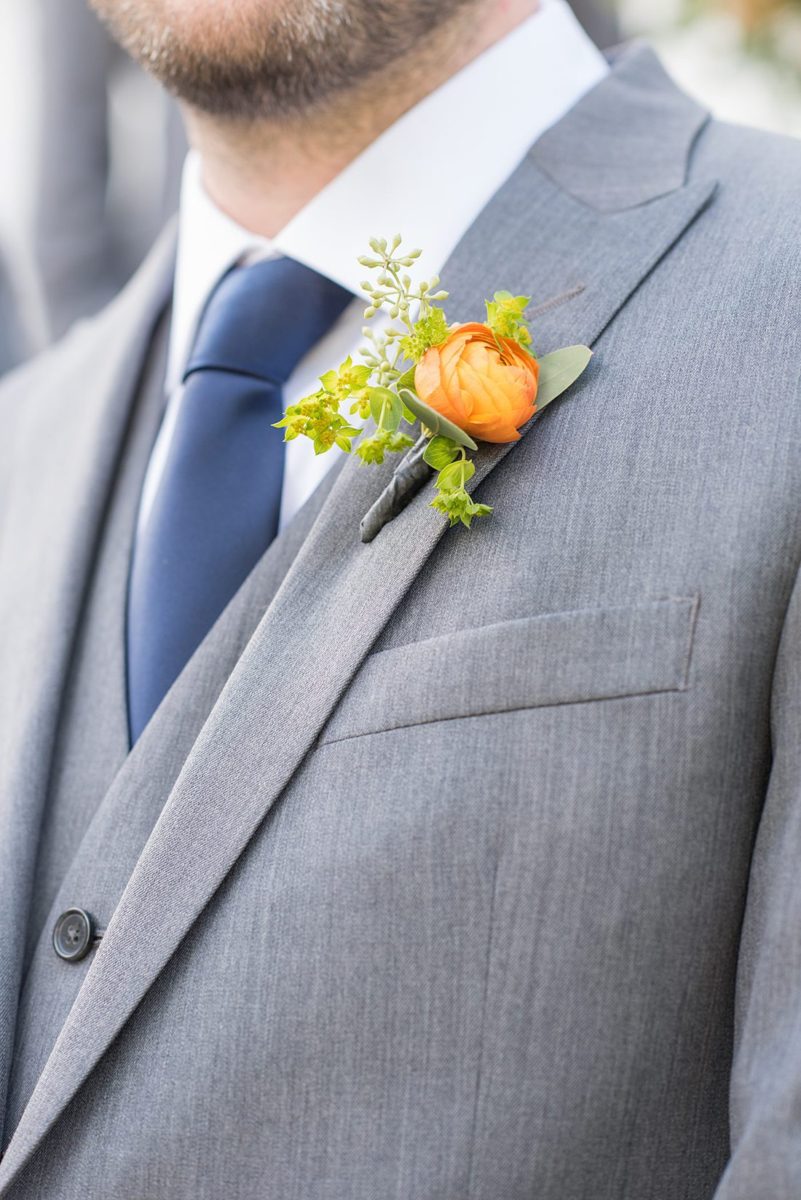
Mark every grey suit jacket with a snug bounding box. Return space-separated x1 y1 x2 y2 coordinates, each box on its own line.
1 44 800 1199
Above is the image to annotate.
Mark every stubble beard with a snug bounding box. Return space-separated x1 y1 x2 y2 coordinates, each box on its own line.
90 0 481 120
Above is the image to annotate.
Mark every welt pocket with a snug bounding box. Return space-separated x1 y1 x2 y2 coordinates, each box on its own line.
318 596 700 746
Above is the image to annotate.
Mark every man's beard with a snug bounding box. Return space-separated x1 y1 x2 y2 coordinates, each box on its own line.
90 0 479 120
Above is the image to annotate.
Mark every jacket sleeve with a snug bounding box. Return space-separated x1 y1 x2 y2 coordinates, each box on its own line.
714 558 801 1196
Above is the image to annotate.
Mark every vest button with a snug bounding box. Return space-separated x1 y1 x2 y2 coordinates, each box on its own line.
52 908 94 962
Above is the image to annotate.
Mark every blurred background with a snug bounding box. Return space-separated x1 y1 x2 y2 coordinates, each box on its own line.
1 0 800 373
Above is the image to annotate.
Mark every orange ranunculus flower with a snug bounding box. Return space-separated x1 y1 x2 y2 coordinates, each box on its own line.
414 322 539 444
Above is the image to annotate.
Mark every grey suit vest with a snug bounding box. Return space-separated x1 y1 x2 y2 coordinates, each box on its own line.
23 315 171 966
5 308 341 1141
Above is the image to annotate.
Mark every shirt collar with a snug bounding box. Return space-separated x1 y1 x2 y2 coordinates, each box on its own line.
168 0 608 390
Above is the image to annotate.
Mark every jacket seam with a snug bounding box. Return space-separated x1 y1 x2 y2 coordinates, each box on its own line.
316 682 689 749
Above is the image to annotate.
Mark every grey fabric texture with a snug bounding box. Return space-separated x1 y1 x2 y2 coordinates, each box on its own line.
0 43 800 1199
4 372 344 1138
19 312 170 970
319 597 699 744
0 219 178 1146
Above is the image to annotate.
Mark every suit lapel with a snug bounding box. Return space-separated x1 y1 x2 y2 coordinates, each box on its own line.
0 222 176 1145
0 47 717 1190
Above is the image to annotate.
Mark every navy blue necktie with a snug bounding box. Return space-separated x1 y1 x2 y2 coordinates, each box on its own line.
126 256 352 743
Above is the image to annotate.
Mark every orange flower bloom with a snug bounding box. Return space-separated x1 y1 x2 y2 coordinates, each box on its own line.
414 322 539 443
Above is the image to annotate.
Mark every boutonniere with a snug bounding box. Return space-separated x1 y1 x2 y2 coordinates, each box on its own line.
275 236 592 541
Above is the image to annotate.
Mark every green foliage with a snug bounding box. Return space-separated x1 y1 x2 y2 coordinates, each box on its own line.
367 386 403 432
399 308 451 362
352 383 413 464
322 356 373 398
355 427 414 466
437 457 475 492
273 398 358 455
396 365 418 392
273 355 368 454
431 490 493 529
422 435 460 471
535 346 593 411
349 393 372 421
430 449 492 529
485 291 534 351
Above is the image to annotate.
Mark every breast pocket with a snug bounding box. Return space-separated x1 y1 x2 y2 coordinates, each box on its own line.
318 596 700 746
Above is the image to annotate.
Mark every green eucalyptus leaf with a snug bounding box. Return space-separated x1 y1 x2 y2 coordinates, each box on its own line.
368 386 402 432
536 346 593 411
423 435 460 471
396 365 417 391
399 389 478 451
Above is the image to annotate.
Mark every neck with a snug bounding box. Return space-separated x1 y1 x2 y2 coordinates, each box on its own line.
183 0 540 238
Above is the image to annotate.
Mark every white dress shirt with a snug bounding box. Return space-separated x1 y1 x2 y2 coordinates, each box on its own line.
138 0 608 539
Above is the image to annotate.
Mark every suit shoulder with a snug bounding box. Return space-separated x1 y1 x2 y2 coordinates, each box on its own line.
0 317 97 425
0 220 175 427
693 117 801 244
684 117 801 351
699 113 801 173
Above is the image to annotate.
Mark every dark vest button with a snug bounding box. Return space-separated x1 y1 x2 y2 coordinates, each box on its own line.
52 908 94 962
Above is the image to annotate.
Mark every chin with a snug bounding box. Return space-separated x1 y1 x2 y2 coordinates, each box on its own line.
92 0 290 59
90 0 473 120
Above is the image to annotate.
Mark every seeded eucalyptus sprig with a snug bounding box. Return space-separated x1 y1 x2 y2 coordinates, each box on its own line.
274 235 449 467
353 236 452 464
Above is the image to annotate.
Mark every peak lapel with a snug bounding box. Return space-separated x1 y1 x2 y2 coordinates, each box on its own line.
0 223 176 1144
0 47 719 1191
